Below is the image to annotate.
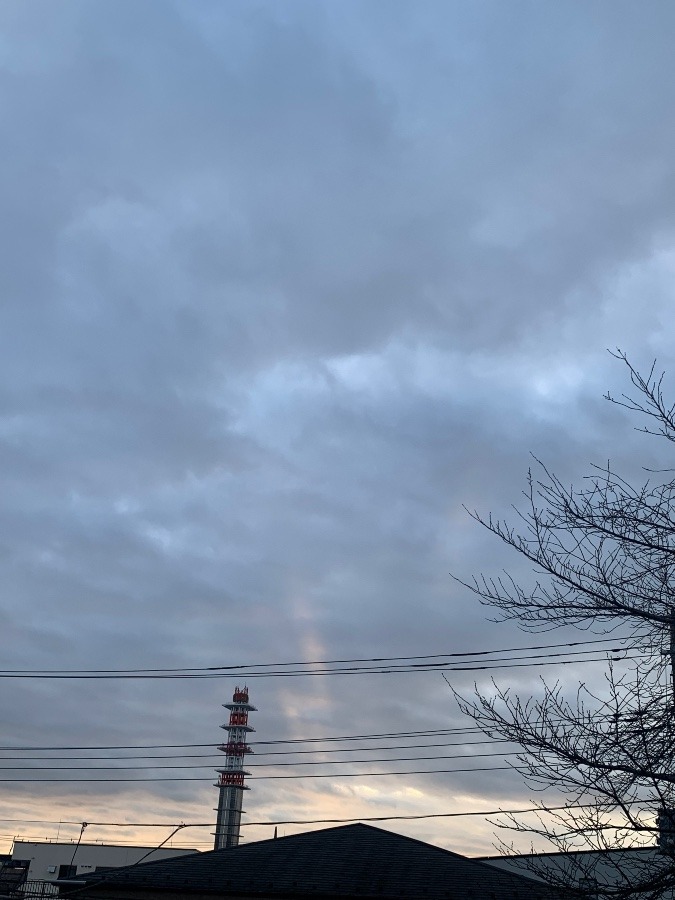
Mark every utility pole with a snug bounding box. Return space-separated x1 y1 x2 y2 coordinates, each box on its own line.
657 610 675 857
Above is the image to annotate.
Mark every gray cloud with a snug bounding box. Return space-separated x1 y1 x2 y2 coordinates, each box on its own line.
0 0 674 856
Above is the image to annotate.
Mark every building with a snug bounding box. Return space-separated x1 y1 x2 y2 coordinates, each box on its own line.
482 846 662 895
8 841 198 883
60 822 545 900
0 858 29 898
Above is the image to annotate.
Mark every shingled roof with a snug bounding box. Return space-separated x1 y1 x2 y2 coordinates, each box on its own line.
64 823 546 900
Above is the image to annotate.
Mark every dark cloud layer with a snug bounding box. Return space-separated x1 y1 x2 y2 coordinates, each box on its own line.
0 0 674 856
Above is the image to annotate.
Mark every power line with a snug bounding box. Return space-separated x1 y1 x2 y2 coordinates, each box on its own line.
0 764 521 781
255 738 513 754
0 728 496 752
254 728 492 745
0 751 519 771
0 718 628 753
0 739 514 761
0 653 639 679
252 723 617 745
0 804 612 828
0 638 629 676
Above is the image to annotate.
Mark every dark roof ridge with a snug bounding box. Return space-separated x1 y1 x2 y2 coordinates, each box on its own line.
274 822 473 860
199 822 511 867
338 823 534 876
122 822 474 866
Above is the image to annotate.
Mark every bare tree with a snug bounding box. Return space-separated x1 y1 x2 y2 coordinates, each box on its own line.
455 352 675 900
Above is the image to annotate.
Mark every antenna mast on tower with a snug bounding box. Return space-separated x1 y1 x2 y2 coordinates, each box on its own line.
214 686 256 850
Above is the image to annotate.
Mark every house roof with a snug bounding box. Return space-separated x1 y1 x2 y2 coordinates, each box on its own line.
66 823 545 900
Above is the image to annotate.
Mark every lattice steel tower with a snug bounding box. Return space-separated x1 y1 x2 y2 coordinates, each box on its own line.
214 686 256 850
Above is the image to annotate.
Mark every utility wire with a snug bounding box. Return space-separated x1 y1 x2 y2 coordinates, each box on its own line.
0 764 522 781
0 637 630 676
0 739 514 761
132 825 186 866
68 822 88 867
0 803 614 829
56 824 190 900
0 729 504 752
0 751 519 771
0 653 639 679
0 718 629 753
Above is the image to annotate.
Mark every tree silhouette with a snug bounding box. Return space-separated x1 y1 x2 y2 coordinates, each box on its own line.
456 352 675 900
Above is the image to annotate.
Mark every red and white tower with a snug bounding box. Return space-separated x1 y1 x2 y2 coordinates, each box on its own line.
214 686 256 850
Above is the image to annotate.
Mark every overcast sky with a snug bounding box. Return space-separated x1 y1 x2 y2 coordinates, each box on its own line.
1 0 675 858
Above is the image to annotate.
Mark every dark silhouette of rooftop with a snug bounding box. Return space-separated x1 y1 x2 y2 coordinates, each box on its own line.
64 822 545 900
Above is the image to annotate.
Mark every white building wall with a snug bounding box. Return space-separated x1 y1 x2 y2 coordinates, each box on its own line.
11 841 198 881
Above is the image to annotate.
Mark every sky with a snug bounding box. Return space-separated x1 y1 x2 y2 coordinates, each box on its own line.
1 0 675 859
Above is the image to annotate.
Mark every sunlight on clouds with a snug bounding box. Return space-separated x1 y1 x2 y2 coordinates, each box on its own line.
326 351 398 395
113 496 141 515
529 362 586 402
327 341 590 417
400 786 425 799
232 338 595 452
333 784 427 802
348 784 381 799
0 786 218 854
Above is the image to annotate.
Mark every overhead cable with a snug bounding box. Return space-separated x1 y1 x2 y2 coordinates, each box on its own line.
0 803 609 829
0 751 520 771
0 764 522 781
0 739 514 761
0 718 628 753
0 653 638 679
0 637 634 678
